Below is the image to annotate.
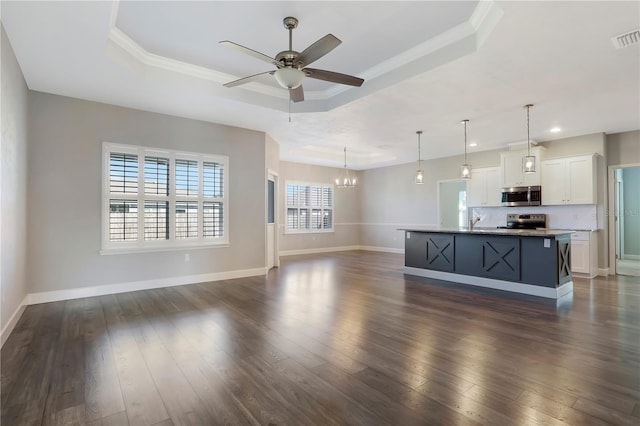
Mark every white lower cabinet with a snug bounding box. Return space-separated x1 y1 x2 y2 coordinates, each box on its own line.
571 231 597 277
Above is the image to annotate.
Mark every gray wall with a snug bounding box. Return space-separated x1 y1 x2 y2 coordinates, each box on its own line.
27 92 267 294
1 25 29 332
279 161 361 253
360 148 502 250
621 167 640 256
265 133 280 173
607 130 640 166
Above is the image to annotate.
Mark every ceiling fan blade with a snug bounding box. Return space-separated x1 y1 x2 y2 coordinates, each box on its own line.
223 71 274 88
219 40 281 67
303 68 364 87
289 85 304 103
294 34 341 67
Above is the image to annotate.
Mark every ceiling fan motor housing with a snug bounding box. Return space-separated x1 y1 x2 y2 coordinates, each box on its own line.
275 50 300 67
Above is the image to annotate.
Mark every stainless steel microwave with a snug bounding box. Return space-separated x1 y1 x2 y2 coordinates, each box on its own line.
501 186 541 206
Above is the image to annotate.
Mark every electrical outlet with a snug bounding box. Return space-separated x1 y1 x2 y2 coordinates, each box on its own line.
184 253 190 262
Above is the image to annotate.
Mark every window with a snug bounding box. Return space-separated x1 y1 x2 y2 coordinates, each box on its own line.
285 181 333 233
102 142 228 252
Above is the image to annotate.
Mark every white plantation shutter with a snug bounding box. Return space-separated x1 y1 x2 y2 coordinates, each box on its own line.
203 202 224 238
175 159 199 196
285 181 334 233
109 199 138 241
110 153 138 194
103 143 228 251
144 156 169 195
144 201 169 240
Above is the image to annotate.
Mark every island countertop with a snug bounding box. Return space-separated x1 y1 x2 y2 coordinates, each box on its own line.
399 227 574 237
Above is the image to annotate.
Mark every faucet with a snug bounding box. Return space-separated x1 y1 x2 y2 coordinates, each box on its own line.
469 216 481 231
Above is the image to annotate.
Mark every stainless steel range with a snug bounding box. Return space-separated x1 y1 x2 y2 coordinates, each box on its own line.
499 213 547 229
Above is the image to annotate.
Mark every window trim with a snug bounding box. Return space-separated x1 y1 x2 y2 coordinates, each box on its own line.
284 180 334 234
101 142 229 254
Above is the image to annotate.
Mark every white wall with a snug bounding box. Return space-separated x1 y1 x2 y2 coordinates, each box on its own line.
1 24 29 344
279 161 361 254
27 92 267 296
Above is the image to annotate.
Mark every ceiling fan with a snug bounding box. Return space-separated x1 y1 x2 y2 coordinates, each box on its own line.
220 16 364 103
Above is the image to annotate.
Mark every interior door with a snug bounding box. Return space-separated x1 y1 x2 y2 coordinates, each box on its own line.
616 166 640 276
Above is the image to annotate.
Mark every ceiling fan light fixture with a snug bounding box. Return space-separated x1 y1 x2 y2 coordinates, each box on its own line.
274 67 305 89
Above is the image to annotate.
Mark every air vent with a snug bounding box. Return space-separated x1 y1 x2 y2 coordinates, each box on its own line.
612 29 640 49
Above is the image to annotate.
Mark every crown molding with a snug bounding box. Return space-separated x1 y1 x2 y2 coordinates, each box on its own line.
106 0 502 110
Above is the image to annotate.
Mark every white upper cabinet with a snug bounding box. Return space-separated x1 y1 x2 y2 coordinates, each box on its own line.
541 154 596 205
467 167 501 207
500 147 545 187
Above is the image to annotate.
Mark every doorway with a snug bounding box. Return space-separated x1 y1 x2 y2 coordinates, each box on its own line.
609 164 640 276
267 171 279 270
438 180 468 228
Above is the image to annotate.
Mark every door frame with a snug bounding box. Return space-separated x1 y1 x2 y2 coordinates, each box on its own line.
437 179 468 229
266 169 280 269
607 162 639 275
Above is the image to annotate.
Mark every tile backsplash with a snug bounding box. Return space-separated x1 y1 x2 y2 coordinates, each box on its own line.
470 204 598 230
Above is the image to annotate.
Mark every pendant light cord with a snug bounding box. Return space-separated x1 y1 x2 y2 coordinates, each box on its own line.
462 120 469 163
525 104 533 156
417 131 422 169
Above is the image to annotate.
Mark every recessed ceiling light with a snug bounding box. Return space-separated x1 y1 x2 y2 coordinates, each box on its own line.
469 142 477 147
550 127 562 133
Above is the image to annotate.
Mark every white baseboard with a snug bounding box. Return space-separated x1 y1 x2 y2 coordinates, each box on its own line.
27 267 267 305
279 245 404 256
404 266 573 299
1 294 29 348
597 268 609 277
279 246 361 256
359 245 404 254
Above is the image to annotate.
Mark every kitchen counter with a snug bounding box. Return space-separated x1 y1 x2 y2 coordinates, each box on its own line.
400 227 573 237
402 229 572 299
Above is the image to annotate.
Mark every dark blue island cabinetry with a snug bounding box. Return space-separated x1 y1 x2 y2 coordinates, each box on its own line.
403 228 573 299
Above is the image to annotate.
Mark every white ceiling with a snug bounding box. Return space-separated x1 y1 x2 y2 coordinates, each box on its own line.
2 1 639 169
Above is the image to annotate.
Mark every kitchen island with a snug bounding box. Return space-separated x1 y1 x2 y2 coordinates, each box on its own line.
402 228 573 299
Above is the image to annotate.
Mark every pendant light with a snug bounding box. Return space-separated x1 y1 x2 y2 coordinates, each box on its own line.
460 119 471 179
415 131 424 184
335 147 357 188
523 104 536 173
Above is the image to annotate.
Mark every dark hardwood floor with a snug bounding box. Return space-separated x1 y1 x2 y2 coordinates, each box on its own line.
2 250 639 425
